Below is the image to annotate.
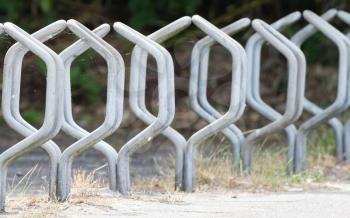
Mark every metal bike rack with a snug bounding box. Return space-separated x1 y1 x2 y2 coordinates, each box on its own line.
113 22 175 195
336 10 350 162
242 19 306 173
293 10 350 172
0 10 349 209
183 15 247 192
2 21 65 200
0 22 64 211
244 12 302 174
291 9 347 164
192 18 250 172
56 19 125 201
59 24 119 193
129 17 191 190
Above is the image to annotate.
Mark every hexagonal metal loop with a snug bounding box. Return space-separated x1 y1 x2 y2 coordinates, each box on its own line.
293 10 350 173
56 19 125 201
191 18 250 173
7 22 122 201
241 19 306 173
0 22 65 212
2 20 66 201
114 21 175 195
129 17 191 190
183 15 247 192
59 24 119 195
290 9 346 166
245 12 301 174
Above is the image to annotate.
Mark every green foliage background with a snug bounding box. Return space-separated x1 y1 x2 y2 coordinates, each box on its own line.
0 0 348 127
0 0 346 30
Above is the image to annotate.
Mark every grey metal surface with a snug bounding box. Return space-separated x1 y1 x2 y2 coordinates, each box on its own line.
183 15 247 192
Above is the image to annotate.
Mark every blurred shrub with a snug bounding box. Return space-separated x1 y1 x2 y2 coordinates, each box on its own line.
70 51 103 105
22 110 44 127
0 0 55 27
128 0 200 28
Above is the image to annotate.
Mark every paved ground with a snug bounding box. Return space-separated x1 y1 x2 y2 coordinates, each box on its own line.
5 191 350 217
47 192 350 217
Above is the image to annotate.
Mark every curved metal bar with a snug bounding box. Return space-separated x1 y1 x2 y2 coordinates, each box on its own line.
113 22 175 195
294 10 350 172
242 19 306 173
57 20 124 201
0 23 64 211
194 18 250 172
336 10 350 161
130 17 191 189
59 24 119 192
291 9 346 163
245 12 301 174
3 21 65 200
183 15 247 192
